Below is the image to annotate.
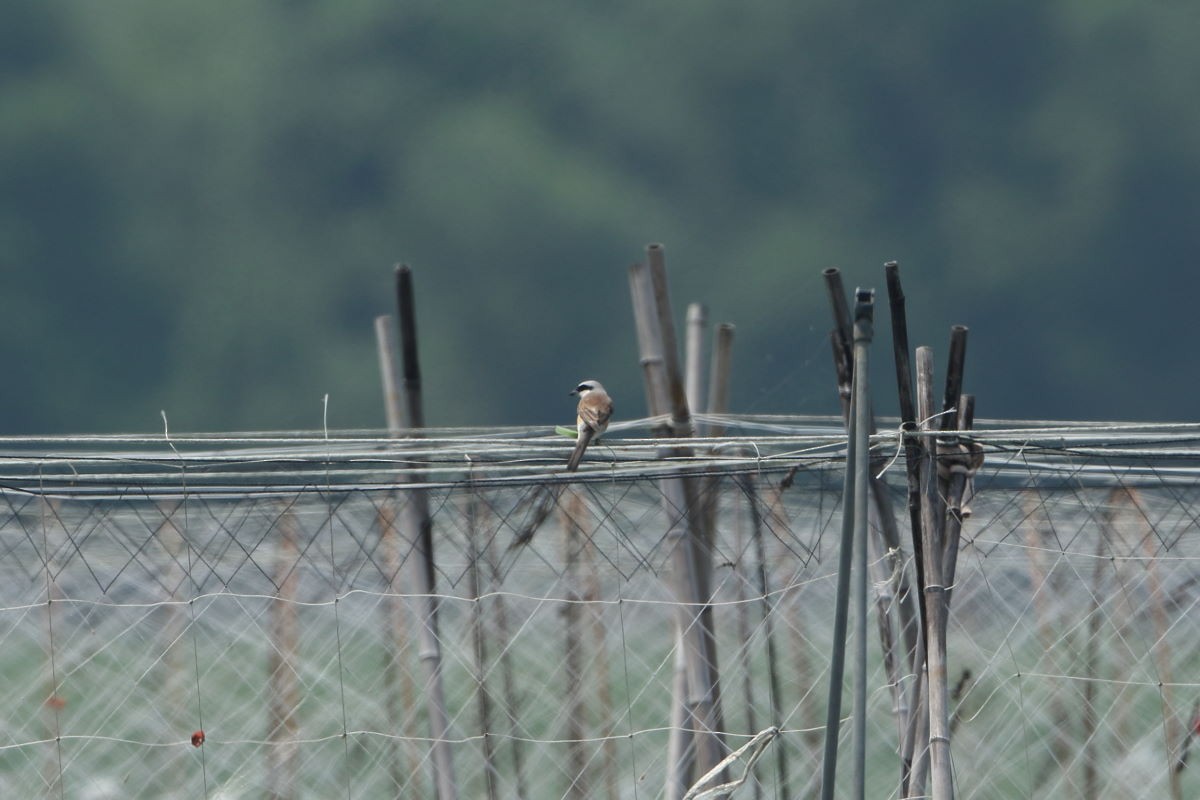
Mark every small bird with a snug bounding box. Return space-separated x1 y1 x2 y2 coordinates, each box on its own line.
567 379 613 471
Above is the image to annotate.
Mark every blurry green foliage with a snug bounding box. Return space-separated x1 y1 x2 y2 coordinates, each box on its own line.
2 1 1198 432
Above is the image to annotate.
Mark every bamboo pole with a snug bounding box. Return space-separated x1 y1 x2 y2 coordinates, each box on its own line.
487 523 529 800
917 347 953 800
465 471 499 800
666 635 696 800
941 393 976 610
647 244 694 441
266 510 301 800
39 498 64 799
936 327 968 593
373 315 424 795
706 324 735 439
740 470 789 798
629 250 724 796
885 262 925 646
902 323 972 800
648 245 726 752
822 270 853 419
887 264 929 797
389 265 458 800
562 492 590 800
732 490 760 800
631 262 694 794
699 319 730 540
1081 504 1107 800
686 303 708 436
580 510 619 800
701 323 735 540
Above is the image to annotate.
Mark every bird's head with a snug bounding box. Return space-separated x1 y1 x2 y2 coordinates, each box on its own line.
571 380 605 396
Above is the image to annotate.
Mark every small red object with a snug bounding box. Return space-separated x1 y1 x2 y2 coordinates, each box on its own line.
191 730 205 748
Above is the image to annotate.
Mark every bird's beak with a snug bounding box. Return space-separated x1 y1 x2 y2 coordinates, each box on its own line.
569 389 579 396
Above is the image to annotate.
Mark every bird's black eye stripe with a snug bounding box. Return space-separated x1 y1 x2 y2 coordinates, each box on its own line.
576 384 589 392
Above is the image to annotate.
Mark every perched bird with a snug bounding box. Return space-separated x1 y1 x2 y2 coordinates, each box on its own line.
508 379 614 549
567 379 613 471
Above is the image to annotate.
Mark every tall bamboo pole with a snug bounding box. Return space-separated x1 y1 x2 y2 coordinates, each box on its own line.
630 249 724 796
39 498 64 799
374 315 424 794
917 347 953 800
941 393 975 610
732 490 760 800
393 265 458 800
884 262 925 659
887 264 929 797
648 245 726 750
562 492 590 800
631 263 694 796
579 510 620 800
685 303 708 436
1082 501 1108 800
486 525 529 800
739 469 789 798
699 321 734 559
465 472 499 800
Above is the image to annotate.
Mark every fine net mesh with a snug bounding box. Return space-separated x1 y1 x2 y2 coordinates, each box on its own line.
1 417 1198 799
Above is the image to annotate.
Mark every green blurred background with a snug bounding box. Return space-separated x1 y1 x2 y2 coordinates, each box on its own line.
3 1 1198 434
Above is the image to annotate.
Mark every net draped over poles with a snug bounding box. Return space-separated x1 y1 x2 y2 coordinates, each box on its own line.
1 416 1199 799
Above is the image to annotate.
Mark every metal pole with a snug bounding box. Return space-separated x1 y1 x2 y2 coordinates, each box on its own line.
820 289 878 800
851 289 874 799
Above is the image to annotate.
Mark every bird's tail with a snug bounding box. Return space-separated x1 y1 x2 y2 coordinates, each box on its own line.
566 428 594 472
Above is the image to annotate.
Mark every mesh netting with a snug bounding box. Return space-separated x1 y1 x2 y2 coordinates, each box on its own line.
2 418 1199 799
